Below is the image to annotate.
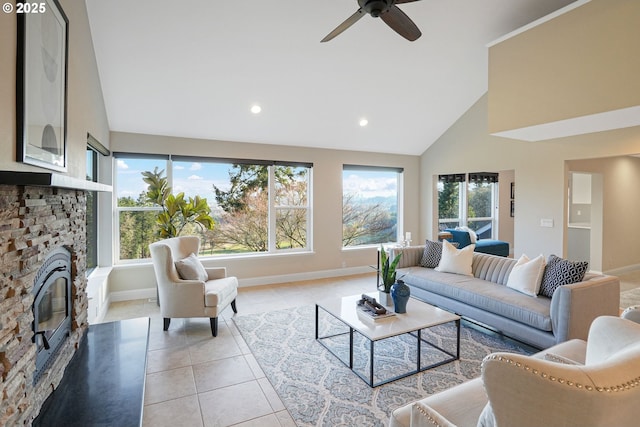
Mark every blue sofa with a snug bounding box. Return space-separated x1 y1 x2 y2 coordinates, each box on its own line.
445 228 509 257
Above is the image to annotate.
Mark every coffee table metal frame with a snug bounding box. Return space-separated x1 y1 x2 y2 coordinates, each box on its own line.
315 293 461 387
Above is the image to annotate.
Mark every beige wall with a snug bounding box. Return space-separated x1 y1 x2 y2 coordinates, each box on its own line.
0 0 110 179
108 132 421 293
488 0 640 134
567 156 640 271
420 94 640 267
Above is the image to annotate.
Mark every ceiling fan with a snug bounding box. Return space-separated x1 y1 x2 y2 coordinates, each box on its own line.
321 0 423 43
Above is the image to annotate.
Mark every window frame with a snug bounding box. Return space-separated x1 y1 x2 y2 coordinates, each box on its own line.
437 173 499 238
342 165 403 248
113 153 313 262
86 133 109 274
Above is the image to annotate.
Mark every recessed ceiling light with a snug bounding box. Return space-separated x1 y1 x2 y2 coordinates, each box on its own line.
250 105 262 114
359 118 369 127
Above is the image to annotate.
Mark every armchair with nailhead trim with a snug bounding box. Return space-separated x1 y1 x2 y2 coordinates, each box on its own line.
389 315 640 427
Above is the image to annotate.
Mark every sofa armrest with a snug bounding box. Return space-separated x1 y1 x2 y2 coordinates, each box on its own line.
389 378 486 427
550 275 620 343
388 245 425 269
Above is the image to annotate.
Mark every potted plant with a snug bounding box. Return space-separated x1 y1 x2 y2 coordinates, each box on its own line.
378 245 402 306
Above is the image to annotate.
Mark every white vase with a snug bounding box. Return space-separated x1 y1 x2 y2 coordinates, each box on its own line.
378 291 392 307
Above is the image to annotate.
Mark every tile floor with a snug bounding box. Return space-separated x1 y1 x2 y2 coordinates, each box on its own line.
100 273 376 427
101 270 640 427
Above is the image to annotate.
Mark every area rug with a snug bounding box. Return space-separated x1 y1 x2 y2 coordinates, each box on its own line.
620 287 640 309
233 305 532 427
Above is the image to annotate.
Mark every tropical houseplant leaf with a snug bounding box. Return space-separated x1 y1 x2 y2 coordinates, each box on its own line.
379 245 402 293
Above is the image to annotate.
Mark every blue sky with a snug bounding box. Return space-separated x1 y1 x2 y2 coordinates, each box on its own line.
116 158 397 204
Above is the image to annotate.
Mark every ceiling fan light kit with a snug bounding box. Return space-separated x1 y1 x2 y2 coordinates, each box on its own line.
321 0 422 43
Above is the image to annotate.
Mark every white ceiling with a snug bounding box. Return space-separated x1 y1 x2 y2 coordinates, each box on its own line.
85 0 576 156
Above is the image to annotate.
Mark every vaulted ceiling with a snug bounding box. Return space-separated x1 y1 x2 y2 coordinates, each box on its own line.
86 0 575 155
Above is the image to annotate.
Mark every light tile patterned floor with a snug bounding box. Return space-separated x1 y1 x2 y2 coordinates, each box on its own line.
102 270 640 427
101 274 375 427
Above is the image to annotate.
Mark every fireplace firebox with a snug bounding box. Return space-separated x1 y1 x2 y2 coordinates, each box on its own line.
32 247 72 384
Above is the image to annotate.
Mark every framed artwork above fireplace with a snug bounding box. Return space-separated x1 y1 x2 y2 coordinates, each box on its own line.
16 0 69 172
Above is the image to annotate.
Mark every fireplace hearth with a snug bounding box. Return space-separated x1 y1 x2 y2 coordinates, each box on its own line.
32 247 72 384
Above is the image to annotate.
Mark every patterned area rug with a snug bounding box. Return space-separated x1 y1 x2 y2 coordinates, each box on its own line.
233 305 532 427
621 287 640 309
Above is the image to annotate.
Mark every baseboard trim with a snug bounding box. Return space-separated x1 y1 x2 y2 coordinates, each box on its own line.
605 263 640 276
110 288 157 302
237 266 373 287
107 266 374 302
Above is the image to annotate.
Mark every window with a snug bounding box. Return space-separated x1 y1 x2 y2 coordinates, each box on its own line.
86 134 109 273
342 165 402 247
438 173 499 238
114 154 311 261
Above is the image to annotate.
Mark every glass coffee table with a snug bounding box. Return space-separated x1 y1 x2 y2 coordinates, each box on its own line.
315 293 460 387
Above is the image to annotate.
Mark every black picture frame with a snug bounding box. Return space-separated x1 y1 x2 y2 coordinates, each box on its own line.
510 182 515 200
16 0 69 172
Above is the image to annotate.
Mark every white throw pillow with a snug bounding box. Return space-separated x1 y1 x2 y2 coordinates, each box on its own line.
435 240 475 276
175 253 208 281
506 254 546 297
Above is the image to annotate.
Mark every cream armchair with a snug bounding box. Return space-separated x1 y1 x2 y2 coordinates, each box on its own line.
149 236 238 336
390 315 640 427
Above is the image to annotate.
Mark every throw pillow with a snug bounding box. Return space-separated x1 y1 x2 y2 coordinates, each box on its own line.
538 255 589 298
506 254 546 297
420 240 460 268
175 253 208 281
435 239 475 276
420 240 443 268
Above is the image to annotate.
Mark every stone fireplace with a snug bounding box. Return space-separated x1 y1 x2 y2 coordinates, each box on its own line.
31 246 73 385
0 184 89 426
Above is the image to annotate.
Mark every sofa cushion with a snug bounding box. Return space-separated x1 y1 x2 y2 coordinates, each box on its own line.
506 254 545 297
204 276 238 307
472 252 517 286
175 253 208 281
436 240 475 276
539 255 589 298
401 268 553 331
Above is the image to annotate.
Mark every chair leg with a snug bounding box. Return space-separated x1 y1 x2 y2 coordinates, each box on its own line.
163 318 171 331
210 317 218 337
231 299 237 314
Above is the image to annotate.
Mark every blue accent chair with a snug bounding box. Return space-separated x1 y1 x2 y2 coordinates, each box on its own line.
444 228 509 257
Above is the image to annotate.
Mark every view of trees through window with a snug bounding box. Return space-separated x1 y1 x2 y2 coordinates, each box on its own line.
342 167 400 246
115 156 310 260
438 174 497 239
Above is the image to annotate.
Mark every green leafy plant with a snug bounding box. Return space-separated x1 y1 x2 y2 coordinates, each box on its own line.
378 245 402 293
142 167 215 238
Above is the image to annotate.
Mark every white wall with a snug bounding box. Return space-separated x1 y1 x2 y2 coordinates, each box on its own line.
107 132 421 295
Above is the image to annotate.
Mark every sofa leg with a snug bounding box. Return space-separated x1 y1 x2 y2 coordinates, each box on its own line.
231 299 237 314
210 317 218 337
163 318 171 331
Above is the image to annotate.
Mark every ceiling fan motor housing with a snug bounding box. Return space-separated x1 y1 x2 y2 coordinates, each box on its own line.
358 0 394 17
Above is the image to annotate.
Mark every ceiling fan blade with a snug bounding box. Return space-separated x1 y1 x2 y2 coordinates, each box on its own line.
381 5 422 41
321 8 366 42
395 0 422 3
